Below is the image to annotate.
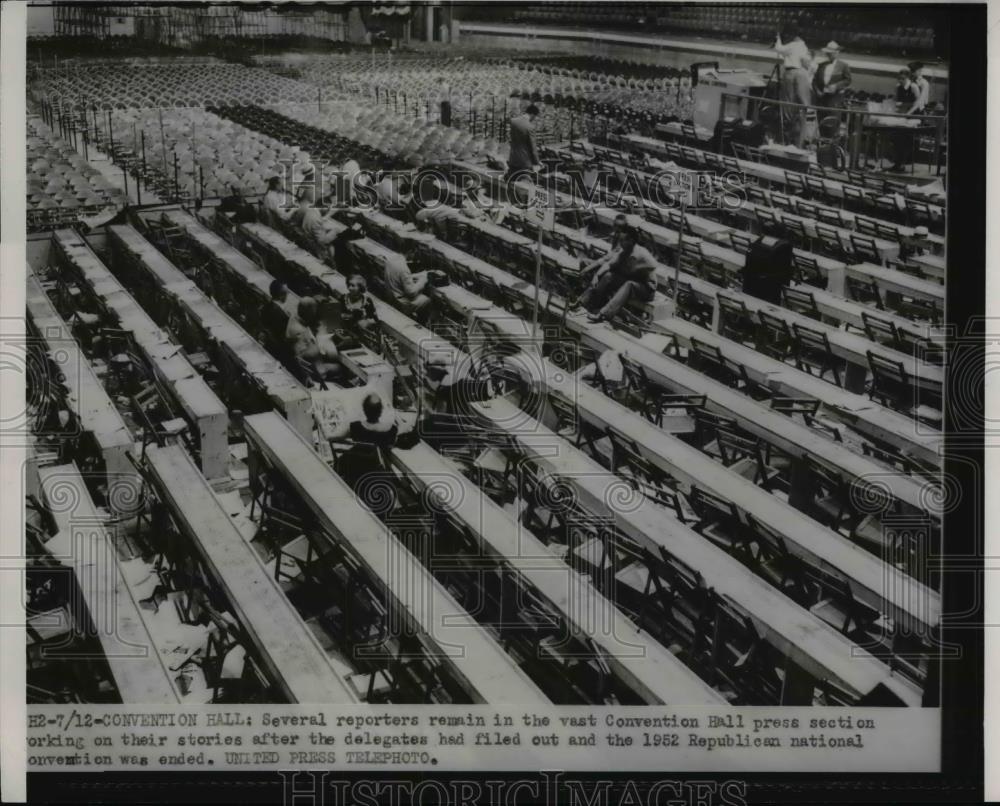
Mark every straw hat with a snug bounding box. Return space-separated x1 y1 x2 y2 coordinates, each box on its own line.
822 41 842 55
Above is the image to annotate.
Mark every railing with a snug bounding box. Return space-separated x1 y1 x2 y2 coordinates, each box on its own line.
721 90 946 174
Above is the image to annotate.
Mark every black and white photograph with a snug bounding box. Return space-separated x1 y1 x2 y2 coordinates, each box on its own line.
0 1 989 803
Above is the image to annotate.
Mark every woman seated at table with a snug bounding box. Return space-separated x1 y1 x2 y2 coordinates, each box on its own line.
574 225 657 323
339 274 379 332
339 393 398 498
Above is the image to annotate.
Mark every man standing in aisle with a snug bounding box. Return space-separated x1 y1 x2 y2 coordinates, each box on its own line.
812 41 852 110
507 104 542 180
774 25 813 147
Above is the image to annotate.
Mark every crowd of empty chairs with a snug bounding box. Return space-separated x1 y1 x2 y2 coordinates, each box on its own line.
483 4 939 58
27 117 124 231
30 61 318 111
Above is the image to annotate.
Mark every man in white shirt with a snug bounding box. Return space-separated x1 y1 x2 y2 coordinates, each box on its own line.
261 176 291 228
377 172 412 218
774 26 813 147
908 62 930 114
384 252 432 322
295 187 337 249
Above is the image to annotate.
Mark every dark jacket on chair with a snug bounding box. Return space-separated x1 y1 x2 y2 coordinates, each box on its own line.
812 59 852 106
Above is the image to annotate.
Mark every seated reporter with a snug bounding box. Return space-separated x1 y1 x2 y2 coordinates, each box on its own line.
575 226 657 323
384 252 432 322
261 175 292 227
339 274 379 332
218 184 256 224
414 204 459 238
339 393 398 496
285 296 344 384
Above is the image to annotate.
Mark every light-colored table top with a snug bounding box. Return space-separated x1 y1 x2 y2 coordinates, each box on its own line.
651 316 943 467
537 358 941 633
575 318 936 514
146 444 359 705
475 398 922 706
392 442 726 705
39 463 179 704
847 262 945 304
244 412 550 705
25 273 133 454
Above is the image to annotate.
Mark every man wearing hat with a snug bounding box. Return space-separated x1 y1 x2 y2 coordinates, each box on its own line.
812 41 852 110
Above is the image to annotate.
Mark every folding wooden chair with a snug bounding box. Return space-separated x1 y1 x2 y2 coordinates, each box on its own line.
804 175 827 201
715 427 787 494
845 274 884 309
728 231 753 255
893 296 942 325
744 513 810 601
814 223 847 261
854 216 879 237
791 253 824 287
689 486 753 558
679 240 703 273
747 185 770 206
800 455 860 536
700 256 730 288
796 200 819 221
781 216 810 250
756 309 796 361
850 234 883 265
770 192 793 212
861 311 903 350
864 349 905 403
792 323 843 386
815 206 845 229
841 184 867 213
784 171 809 199
717 294 757 345
675 280 714 327
547 392 604 458
688 338 742 388
769 397 842 441
875 221 902 244
755 207 785 238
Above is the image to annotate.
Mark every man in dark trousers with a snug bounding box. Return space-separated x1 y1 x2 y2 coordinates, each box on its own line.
507 104 542 179
812 41 852 110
